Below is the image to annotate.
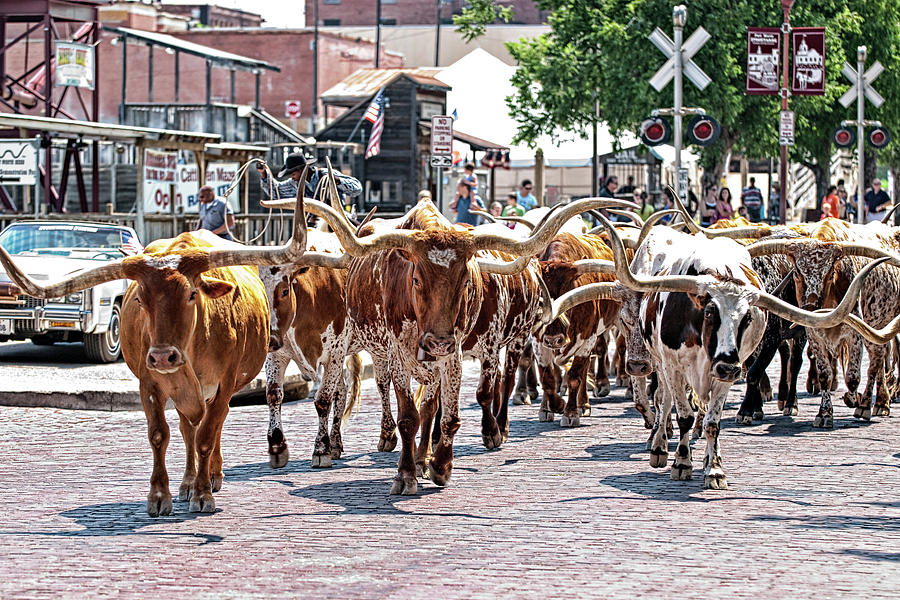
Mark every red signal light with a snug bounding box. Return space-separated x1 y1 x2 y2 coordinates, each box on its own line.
832 127 856 148
687 115 720 146
868 127 891 149
640 117 670 146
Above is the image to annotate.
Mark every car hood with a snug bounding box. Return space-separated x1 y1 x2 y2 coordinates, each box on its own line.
0 254 123 284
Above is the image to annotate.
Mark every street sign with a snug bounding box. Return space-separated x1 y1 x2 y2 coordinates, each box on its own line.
0 139 39 185
791 28 826 96
746 27 780 95
779 110 795 146
430 155 452 168
648 25 712 92
839 61 884 108
284 100 301 119
677 167 689 201
431 115 453 156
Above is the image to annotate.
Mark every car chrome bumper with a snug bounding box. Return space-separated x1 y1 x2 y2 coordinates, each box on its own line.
0 305 88 335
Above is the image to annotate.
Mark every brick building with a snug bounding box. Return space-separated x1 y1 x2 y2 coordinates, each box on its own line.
158 4 264 28
305 0 548 27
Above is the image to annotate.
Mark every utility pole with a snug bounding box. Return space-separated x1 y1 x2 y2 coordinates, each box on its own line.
856 46 866 224
778 0 793 225
672 5 684 189
312 0 320 129
434 0 441 67
375 0 382 68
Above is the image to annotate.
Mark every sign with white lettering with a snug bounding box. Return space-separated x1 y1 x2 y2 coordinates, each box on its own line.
54 41 95 90
779 110 794 146
0 139 39 185
431 115 453 156
206 162 240 212
143 149 177 214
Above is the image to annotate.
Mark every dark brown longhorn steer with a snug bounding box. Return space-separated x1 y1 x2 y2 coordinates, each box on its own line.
0 193 312 516
276 196 627 495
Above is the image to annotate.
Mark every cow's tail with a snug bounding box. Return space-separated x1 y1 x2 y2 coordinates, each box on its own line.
342 353 364 424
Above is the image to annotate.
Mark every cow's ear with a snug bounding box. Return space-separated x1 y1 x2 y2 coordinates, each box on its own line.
688 292 708 311
199 276 234 299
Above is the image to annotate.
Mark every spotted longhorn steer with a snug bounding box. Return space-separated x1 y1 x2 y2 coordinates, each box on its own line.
556 216 880 488
293 197 615 495
0 195 309 515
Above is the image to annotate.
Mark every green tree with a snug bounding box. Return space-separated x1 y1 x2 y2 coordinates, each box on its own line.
476 0 900 208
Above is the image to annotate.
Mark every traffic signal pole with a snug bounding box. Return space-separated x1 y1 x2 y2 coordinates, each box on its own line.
673 6 684 188
856 46 866 224
778 0 793 225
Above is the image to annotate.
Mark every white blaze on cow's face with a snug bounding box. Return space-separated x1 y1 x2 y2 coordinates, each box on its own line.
259 265 299 352
701 286 767 382
790 245 842 310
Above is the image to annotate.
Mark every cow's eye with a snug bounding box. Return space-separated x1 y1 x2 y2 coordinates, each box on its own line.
189 290 197 302
412 276 421 287
281 288 289 297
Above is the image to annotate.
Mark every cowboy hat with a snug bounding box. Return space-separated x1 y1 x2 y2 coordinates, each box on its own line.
277 152 316 178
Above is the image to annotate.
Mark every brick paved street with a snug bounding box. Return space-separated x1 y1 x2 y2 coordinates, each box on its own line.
1 359 900 599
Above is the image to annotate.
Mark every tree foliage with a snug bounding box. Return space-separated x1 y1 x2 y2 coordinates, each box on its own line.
454 0 515 43
501 0 900 199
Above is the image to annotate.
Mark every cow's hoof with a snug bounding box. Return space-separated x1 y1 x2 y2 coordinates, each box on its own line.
311 453 333 468
671 464 693 480
269 445 290 469
854 406 872 421
482 430 503 450
177 484 193 502
210 475 223 493
378 433 398 452
581 405 591 417
415 461 429 478
147 492 172 517
427 463 453 487
528 389 540 402
752 410 764 421
842 392 859 408
559 413 580 427
735 414 753 425
189 492 215 513
777 398 785 411
595 381 610 398
511 392 530 406
783 405 798 416
389 475 418 496
704 473 728 490
330 446 343 460
812 414 833 429
649 449 668 468
538 409 554 422
874 404 891 417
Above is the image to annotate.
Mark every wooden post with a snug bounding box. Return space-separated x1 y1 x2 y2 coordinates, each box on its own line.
534 148 545 207
136 143 146 242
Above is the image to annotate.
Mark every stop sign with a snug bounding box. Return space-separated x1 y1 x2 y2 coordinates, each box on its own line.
284 100 301 119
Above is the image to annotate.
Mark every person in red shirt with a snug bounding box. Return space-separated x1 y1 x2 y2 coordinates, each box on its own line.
820 185 841 220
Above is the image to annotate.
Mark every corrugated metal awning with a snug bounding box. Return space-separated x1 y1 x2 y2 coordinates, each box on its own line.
321 68 445 105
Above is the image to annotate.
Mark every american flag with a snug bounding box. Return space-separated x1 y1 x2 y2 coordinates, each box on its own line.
363 89 384 123
365 92 385 159
120 233 144 256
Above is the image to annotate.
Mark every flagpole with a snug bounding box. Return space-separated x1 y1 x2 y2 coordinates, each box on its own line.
344 87 385 146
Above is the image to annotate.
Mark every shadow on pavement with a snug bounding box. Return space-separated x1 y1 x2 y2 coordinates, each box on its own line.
837 549 900 562
748 514 900 532
0 501 222 544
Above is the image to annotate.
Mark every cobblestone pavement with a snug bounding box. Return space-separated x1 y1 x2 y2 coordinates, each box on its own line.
1 358 899 599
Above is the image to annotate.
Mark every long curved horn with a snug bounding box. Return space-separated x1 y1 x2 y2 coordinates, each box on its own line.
471 198 636 255
670 185 773 240
836 242 900 267
573 259 616 275
476 255 531 275
770 267 795 297
207 185 308 268
548 282 622 323
595 212 705 295
745 238 804 258
752 257 888 328
304 199 420 256
470 209 497 223
670 186 701 234
355 206 378 235
606 209 644 227
0 249 126 298
843 312 900 344
297 251 352 269
882 204 899 224
636 209 682 247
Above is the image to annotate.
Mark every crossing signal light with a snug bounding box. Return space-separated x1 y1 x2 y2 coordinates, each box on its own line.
687 115 720 146
832 126 855 148
868 127 891 149
640 117 670 146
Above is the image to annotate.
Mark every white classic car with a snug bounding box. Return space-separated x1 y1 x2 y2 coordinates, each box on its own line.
0 221 140 363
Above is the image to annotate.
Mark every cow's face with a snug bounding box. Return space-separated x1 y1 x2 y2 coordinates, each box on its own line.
618 289 652 377
124 253 234 373
538 261 580 349
790 244 842 311
259 265 303 352
695 286 766 382
401 234 477 357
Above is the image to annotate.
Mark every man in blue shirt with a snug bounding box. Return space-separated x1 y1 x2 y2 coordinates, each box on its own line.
450 179 485 226
516 179 537 211
196 185 235 240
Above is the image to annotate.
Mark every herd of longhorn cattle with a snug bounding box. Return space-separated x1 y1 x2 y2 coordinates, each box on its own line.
4 170 900 515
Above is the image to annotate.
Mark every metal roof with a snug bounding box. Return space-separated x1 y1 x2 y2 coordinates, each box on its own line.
0 113 220 149
320 68 447 104
104 26 279 73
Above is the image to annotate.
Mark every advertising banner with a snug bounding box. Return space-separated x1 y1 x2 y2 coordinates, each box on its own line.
205 162 240 212
54 41 95 90
142 149 177 214
746 27 781 95
0 139 39 185
792 27 826 95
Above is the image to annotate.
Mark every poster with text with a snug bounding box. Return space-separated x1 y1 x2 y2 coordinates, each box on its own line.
792 27 826 95
178 163 201 213
142 149 177 214
54 41 95 90
205 162 240 212
746 28 781 95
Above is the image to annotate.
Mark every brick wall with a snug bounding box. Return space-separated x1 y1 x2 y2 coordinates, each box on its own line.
305 0 548 27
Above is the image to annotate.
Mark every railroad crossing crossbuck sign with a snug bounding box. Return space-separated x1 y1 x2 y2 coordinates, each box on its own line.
839 61 884 109
649 25 712 92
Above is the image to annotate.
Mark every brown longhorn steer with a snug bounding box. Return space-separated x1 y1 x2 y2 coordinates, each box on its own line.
0 194 311 515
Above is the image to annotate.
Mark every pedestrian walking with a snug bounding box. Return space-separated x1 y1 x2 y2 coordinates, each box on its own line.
741 177 764 221
516 179 537 211
820 185 841 220
864 178 892 223
196 185 235 241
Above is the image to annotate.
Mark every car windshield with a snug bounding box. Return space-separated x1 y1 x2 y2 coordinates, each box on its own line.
0 223 135 260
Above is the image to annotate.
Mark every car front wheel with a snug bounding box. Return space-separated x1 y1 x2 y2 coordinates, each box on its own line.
84 302 122 363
